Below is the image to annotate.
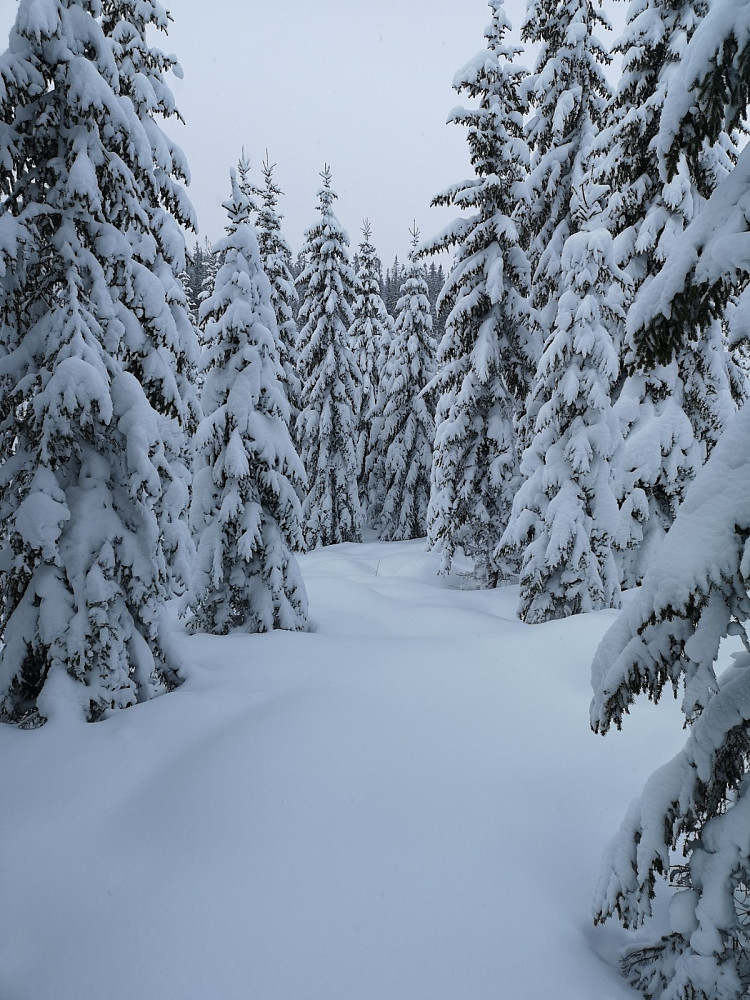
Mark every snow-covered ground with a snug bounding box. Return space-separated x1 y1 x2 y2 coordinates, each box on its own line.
1 538 696 1000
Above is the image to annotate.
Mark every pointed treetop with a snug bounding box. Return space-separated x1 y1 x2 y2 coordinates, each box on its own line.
314 163 338 217
222 166 253 232
235 149 259 213
409 222 421 258
361 218 372 243
261 149 278 188
238 147 251 188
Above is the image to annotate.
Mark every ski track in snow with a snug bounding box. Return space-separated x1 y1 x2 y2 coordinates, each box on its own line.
0 538 691 1000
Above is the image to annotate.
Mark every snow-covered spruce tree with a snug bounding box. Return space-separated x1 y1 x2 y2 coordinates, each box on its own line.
382 257 404 318
372 227 436 542
197 243 221 340
102 0 202 417
349 220 393 518
520 0 612 402
501 0 622 622
296 166 362 548
594 0 742 587
592 6 750 996
255 152 302 448
420 0 532 586
104 0 202 590
235 148 260 208
183 239 210 326
363 278 396 530
426 262 447 342
186 170 307 634
0 0 196 723
502 177 625 622
592 404 750 1000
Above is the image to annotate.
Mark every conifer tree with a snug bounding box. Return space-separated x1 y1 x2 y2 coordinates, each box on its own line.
503 185 625 622
504 0 622 621
592 403 750 1000
186 170 307 634
179 252 202 331
421 0 532 585
373 227 436 541
0 0 196 722
595 0 741 586
236 148 260 208
296 166 362 548
183 239 210 323
383 257 404 317
255 152 302 444
197 242 221 340
104 0 201 588
521 0 612 365
425 262 447 341
592 7 750 996
349 220 393 518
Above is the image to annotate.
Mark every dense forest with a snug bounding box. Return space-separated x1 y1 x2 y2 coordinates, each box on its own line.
2 0 750 997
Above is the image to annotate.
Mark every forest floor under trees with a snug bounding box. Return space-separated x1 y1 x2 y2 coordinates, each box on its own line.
0 537 717 999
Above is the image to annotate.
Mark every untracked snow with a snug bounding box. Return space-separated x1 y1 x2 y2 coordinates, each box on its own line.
0 538 697 1000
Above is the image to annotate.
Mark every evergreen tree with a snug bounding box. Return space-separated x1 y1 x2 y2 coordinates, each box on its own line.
592 7 750 996
198 242 222 340
373 227 436 541
592 402 750 1000
235 148 261 209
613 366 699 587
186 170 307 634
595 0 741 586
255 152 302 444
349 220 393 517
0 0 195 723
426 262 447 342
184 239 207 313
363 282 396 530
104 0 201 588
521 0 612 362
383 256 404 316
296 166 362 548
180 245 202 330
502 176 625 622
421 0 532 586
183 236 214 330
504 0 622 621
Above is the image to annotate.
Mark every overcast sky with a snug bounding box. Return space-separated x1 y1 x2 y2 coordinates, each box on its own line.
1 2 627 267
165 0 522 264
0 0 542 266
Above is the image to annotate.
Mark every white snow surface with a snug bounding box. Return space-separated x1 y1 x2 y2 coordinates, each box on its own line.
0 537 689 1000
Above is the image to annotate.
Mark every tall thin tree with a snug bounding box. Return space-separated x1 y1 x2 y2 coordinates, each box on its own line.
349 220 393 519
255 152 302 445
422 0 532 585
186 170 307 634
296 166 362 548
373 226 436 542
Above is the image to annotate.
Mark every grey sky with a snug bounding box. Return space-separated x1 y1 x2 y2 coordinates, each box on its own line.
1 1 535 266
166 0 505 265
